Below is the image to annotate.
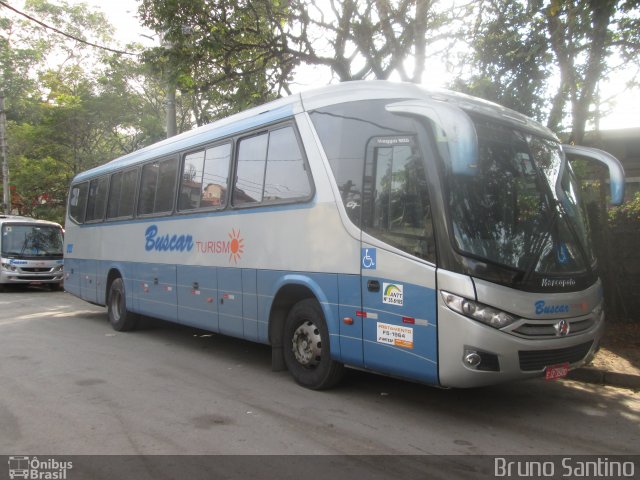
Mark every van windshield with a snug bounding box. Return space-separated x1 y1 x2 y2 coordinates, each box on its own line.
1 224 64 258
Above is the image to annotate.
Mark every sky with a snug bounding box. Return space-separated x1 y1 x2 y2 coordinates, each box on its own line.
7 0 640 131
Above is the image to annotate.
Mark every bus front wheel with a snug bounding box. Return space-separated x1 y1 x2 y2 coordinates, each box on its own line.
107 277 138 331
283 299 344 390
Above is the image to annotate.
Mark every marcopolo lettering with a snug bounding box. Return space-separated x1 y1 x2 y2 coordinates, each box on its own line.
145 225 194 252
535 300 570 315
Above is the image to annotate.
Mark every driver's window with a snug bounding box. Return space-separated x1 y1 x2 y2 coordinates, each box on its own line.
363 136 435 262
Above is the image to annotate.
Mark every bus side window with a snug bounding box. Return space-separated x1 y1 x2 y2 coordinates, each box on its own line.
232 126 311 207
179 143 231 211
263 126 311 201
107 168 138 219
85 177 109 223
107 171 123 219
139 157 178 215
233 132 268 205
69 182 89 224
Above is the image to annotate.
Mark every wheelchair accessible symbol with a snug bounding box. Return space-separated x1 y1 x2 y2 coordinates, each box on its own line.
361 248 376 270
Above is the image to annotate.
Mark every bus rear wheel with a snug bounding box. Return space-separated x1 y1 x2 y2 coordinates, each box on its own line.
283 298 344 390
107 277 138 331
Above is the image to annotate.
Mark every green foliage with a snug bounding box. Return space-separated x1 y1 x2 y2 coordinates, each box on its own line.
138 0 293 124
452 0 551 122
0 0 167 222
608 192 640 228
453 0 640 142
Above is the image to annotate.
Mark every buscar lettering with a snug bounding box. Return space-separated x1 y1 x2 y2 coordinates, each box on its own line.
535 300 570 315
144 225 194 252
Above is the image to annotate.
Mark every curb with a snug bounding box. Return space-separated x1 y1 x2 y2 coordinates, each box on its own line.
567 367 640 390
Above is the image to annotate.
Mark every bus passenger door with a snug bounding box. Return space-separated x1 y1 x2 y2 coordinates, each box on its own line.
359 136 439 385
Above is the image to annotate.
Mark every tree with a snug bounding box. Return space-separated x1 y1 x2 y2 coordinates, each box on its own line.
545 0 640 143
137 0 467 125
455 0 640 142
138 0 296 126
282 0 465 82
451 0 551 121
0 0 170 222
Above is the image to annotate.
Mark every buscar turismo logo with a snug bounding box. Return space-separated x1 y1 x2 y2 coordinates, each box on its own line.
144 225 245 264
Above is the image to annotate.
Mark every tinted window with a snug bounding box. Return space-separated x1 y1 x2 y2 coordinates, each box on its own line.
139 158 177 215
107 169 137 219
107 171 123 219
155 159 178 212
232 126 312 206
264 127 311 201
179 143 231 210
363 137 435 262
119 169 137 217
138 162 159 215
310 99 418 225
233 133 268 205
69 182 89 223
85 177 109 222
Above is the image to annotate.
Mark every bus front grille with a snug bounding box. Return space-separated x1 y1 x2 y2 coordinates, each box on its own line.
518 341 593 371
511 318 595 338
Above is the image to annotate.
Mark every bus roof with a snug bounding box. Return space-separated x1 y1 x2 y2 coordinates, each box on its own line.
72 80 558 183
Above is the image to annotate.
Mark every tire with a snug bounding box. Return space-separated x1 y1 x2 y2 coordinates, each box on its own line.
283 298 344 390
107 277 138 331
49 282 63 291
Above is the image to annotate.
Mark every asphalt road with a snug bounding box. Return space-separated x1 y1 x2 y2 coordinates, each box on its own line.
1 288 638 459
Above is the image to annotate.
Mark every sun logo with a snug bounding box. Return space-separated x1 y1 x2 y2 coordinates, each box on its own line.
228 228 244 264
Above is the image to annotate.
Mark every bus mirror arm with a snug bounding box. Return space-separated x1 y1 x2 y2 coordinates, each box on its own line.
562 144 626 206
385 100 478 176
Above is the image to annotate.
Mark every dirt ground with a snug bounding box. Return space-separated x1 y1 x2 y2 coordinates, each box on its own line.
589 322 640 376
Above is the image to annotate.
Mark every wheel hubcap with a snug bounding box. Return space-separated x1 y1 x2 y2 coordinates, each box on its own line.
291 320 322 367
111 290 122 321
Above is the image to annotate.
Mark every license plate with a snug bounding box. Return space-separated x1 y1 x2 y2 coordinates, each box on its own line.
545 363 570 380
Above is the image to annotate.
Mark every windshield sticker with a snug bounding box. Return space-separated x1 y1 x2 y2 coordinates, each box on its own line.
556 243 570 264
377 322 413 349
383 283 404 306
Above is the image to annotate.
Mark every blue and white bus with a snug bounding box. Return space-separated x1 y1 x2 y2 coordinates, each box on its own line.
64 81 624 389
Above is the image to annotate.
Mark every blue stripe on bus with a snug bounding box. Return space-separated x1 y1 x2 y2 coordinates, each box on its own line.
65 259 438 379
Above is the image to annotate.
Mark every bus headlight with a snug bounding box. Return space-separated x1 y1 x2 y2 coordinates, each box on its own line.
441 291 517 329
2 262 17 272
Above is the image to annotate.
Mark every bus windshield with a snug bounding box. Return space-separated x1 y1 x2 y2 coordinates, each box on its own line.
1 224 64 258
445 118 594 280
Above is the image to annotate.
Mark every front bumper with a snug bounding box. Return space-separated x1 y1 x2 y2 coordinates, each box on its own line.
437 302 604 388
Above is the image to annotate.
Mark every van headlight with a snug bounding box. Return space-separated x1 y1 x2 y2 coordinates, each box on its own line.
2 262 17 272
441 291 517 329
